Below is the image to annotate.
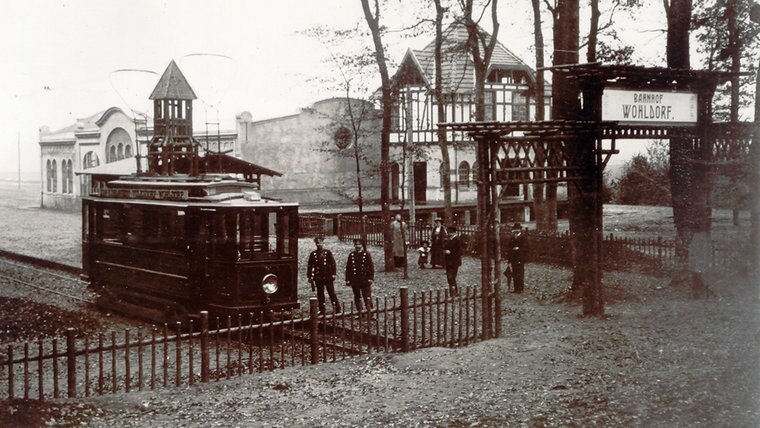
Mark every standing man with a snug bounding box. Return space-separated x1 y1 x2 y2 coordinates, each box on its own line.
307 237 341 315
345 238 374 314
506 223 527 293
390 214 407 268
444 226 462 296
430 218 448 268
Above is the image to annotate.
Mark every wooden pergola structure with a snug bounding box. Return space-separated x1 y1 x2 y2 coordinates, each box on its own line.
442 64 754 332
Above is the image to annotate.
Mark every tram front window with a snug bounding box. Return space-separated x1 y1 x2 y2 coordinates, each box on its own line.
236 210 294 260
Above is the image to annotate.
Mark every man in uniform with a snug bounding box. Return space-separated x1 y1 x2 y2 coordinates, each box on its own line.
444 226 462 296
345 238 374 314
307 237 341 315
506 223 527 293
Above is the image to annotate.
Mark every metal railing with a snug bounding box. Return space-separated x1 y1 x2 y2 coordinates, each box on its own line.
2 285 493 400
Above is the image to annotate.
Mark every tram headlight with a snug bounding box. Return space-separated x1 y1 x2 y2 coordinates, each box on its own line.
261 274 279 295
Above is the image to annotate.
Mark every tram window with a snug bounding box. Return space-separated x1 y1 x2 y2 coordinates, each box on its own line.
278 213 291 256
99 207 122 243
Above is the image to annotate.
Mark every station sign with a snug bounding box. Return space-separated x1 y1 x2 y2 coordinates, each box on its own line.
602 89 697 124
100 188 189 201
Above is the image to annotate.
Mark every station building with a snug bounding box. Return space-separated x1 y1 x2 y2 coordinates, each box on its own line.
40 23 558 222
384 21 555 224
39 98 379 211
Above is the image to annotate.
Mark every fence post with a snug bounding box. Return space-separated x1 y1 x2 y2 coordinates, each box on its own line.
309 298 319 365
200 311 209 382
7 345 13 400
66 328 77 398
400 287 409 352
336 214 342 240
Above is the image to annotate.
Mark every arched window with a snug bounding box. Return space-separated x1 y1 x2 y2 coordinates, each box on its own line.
51 160 58 193
46 160 52 192
472 161 479 182
458 161 470 189
66 160 74 194
83 151 100 169
124 144 133 158
106 128 132 164
61 161 68 194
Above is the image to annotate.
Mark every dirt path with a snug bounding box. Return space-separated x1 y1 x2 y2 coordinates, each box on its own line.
3 266 757 427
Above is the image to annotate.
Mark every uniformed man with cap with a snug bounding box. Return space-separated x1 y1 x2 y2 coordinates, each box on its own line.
345 238 374 314
506 223 527 293
307 237 341 315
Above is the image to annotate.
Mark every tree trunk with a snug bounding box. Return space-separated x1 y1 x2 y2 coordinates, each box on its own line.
361 0 394 270
531 0 549 231
434 0 453 224
665 0 699 272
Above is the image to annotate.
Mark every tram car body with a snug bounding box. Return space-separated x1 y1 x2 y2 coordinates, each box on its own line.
82 177 299 321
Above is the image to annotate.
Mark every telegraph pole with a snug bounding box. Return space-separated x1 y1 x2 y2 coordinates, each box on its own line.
17 131 21 189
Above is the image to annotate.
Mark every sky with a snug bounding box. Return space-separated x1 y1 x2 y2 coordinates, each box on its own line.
0 0 677 181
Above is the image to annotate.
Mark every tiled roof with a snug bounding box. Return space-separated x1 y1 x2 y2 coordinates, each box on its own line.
149 60 197 100
392 21 534 92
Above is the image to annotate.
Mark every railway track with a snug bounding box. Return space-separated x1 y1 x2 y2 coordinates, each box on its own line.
0 250 92 306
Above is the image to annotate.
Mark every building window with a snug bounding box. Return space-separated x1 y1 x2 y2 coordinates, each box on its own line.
51 160 58 193
484 91 496 121
458 161 470 189
109 146 117 163
472 161 479 182
46 160 52 192
125 144 133 158
83 151 100 169
391 162 400 202
117 143 124 160
66 160 74 194
334 126 352 150
512 92 528 121
61 161 68 194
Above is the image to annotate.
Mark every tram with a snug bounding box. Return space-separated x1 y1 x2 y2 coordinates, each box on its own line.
81 60 299 321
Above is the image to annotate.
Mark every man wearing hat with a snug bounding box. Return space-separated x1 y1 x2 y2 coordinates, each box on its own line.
506 223 527 293
345 239 374 313
307 237 341 315
444 226 462 296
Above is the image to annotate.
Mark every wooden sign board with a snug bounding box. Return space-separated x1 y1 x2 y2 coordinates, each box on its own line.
602 89 698 125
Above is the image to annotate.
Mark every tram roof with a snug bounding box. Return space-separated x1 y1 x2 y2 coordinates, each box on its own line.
83 194 298 209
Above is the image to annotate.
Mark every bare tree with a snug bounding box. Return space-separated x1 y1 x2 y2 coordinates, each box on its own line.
361 0 395 271
434 0 455 224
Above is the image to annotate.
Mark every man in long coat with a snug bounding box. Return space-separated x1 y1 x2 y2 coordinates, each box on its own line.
506 223 527 293
391 214 406 268
345 239 374 313
444 226 462 296
307 237 341 315
430 218 448 268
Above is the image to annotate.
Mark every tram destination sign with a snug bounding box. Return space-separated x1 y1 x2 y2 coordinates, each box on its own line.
100 188 189 201
602 89 697 124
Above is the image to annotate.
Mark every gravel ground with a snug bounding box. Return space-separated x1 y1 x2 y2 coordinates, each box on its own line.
0 183 757 427
1 252 758 427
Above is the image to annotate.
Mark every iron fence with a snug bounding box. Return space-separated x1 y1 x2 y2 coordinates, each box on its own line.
1 285 492 400
336 215 744 274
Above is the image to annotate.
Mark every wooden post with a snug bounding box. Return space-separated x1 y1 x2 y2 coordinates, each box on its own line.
309 298 319 364
7 345 13 399
124 329 131 392
336 214 342 240
175 322 182 387
66 328 76 398
400 287 409 352
200 311 209 382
